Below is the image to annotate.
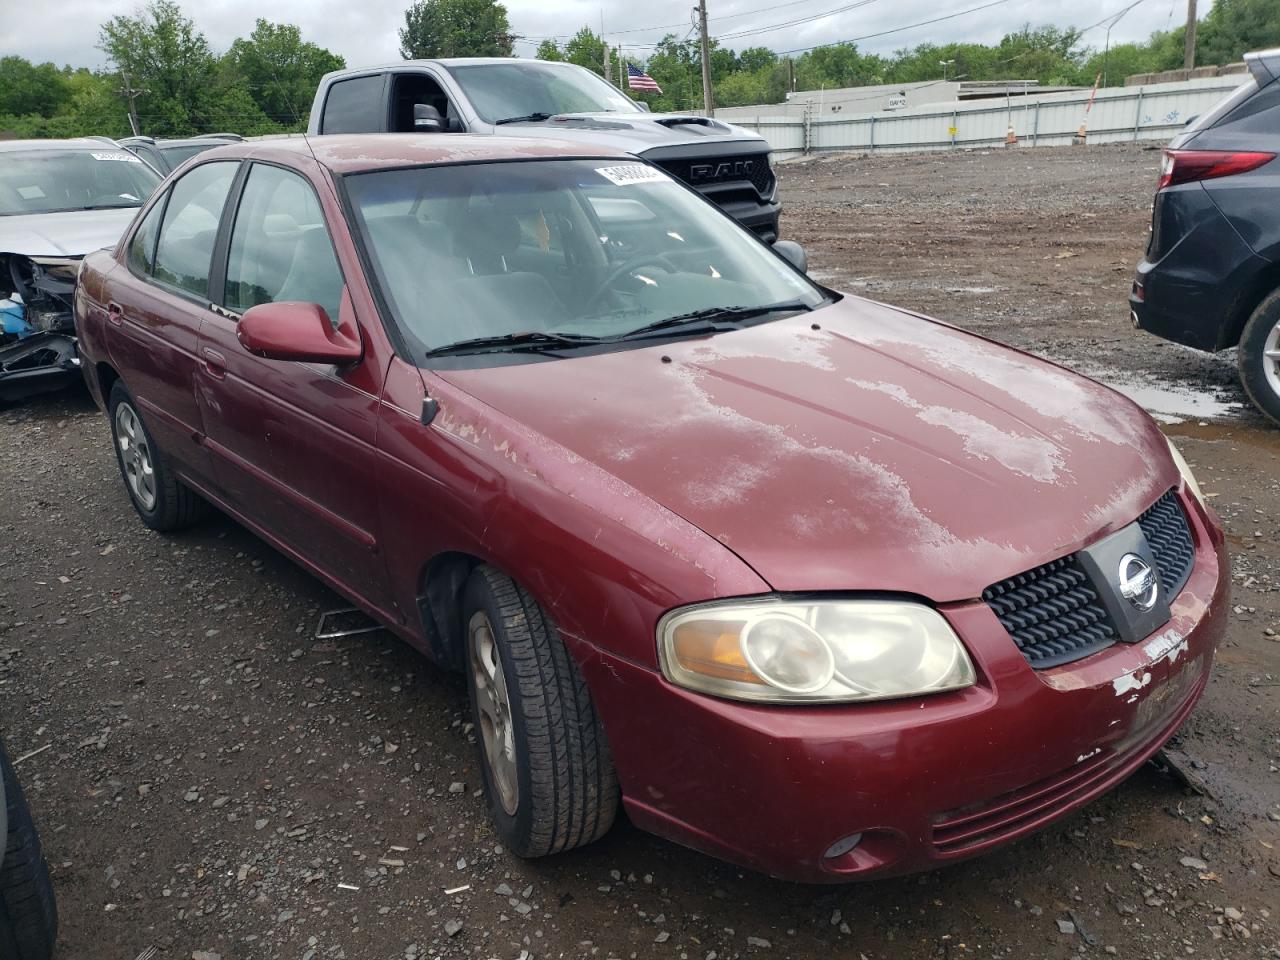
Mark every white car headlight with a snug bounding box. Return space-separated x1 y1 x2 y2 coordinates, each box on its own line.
1165 438 1204 504
658 599 976 704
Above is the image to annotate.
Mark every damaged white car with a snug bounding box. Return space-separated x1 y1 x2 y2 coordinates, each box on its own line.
1 139 160 401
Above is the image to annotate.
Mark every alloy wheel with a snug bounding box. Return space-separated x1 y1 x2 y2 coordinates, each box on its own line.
469 611 519 815
114 402 157 511
1264 316 1280 401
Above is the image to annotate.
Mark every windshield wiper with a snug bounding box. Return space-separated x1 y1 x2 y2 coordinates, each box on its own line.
616 300 814 341
494 112 555 125
425 329 603 357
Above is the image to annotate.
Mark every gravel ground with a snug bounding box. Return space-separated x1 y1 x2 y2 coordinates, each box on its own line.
1 143 1278 960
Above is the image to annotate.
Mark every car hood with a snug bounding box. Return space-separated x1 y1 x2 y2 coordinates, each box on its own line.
436 298 1176 603
0 207 139 258
493 112 768 153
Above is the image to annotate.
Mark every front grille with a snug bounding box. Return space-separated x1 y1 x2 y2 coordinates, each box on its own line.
1137 490 1195 597
654 155 775 197
984 489 1196 669
982 557 1118 669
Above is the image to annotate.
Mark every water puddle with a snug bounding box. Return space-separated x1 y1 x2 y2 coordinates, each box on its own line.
1100 377 1245 425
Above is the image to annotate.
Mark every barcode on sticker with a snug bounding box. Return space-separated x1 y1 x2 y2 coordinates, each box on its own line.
595 164 668 186
91 151 141 163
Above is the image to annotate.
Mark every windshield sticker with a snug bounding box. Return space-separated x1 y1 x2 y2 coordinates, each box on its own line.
595 164 669 186
17 185 46 200
90 151 142 163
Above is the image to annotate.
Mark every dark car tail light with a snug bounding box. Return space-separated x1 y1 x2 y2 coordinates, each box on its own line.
1157 148 1276 190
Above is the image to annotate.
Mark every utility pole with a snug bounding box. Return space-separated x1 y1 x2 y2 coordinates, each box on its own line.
603 42 612 83
697 0 714 116
119 72 145 137
1184 0 1197 70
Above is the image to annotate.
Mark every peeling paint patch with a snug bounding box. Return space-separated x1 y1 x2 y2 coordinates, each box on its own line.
1076 746 1102 763
1113 670 1152 697
1143 628 1188 666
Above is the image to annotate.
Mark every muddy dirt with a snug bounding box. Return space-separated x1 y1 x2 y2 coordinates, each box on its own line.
1 143 1277 960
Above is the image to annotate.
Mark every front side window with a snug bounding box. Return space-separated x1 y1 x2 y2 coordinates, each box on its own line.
344 159 825 360
0 148 160 216
127 197 167 275
446 63 642 123
224 164 343 324
152 161 238 298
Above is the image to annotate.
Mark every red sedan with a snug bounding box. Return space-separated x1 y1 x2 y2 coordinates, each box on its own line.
73 135 1227 882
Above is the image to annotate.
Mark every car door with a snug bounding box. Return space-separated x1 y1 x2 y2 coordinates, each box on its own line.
106 160 240 485
195 159 393 613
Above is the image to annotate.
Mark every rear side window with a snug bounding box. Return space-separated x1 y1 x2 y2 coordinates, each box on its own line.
223 164 344 324
152 161 238 298
321 76 384 134
127 197 166 275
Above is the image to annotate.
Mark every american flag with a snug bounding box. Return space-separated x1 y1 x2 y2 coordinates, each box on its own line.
626 63 662 94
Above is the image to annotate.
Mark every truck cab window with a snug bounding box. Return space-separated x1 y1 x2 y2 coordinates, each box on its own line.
321 75 386 134
391 73 463 133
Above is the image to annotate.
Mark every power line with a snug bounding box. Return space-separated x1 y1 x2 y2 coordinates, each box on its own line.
775 0 1012 55
715 0 886 42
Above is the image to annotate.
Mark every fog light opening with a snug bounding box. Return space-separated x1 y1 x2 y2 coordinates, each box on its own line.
823 832 863 860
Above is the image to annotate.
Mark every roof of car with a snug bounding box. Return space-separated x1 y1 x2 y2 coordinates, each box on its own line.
332 57 586 74
197 134 630 175
0 137 127 153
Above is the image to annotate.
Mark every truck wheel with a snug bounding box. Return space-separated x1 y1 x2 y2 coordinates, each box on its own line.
1238 291 1280 426
108 381 207 531
0 741 57 960
462 565 618 858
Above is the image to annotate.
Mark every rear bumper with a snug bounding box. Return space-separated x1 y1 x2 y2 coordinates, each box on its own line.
577 492 1228 883
1131 184 1265 351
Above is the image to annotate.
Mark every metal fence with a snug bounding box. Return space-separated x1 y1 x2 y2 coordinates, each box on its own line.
722 76 1245 158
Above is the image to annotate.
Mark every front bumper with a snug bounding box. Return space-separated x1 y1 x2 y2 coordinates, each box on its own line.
575 491 1228 883
0 333 80 403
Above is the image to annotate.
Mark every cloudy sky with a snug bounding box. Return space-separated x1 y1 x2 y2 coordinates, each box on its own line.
5 0 1204 71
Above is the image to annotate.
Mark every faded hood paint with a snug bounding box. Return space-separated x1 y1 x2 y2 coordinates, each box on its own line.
0 207 139 258
437 298 1177 603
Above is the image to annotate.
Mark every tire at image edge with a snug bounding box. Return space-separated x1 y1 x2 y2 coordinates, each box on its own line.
0 741 57 960
1238 290 1280 426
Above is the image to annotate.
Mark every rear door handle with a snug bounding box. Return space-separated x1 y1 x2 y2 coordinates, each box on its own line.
201 347 227 380
107 302 124 327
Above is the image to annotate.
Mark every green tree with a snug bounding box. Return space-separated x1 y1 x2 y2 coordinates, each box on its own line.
564 26 606 75
535 39 563 61
221 20 344 127
98 0 220 136
0 58 71 118
399 0 515 59
1195 0 1280 65
737 47 777 75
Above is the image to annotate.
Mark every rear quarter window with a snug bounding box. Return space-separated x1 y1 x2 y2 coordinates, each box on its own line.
321 75 385 134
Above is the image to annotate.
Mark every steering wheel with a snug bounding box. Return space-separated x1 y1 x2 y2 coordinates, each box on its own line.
582 254 675 314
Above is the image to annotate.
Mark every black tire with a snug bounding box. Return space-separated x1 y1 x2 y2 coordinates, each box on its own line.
0 741 57 960
462 565 619 858
1238 290 1280 427
107 381 207 531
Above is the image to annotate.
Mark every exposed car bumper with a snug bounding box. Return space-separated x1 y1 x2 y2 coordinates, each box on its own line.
576 491 1227 883
1130 184 1266 351
0 333 80 403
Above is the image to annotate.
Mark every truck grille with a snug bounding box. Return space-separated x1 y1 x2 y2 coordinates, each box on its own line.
654 155 775 197
983 490 1195 669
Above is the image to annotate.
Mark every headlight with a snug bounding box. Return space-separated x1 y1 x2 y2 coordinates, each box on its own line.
1165 438 1204 504
658 599 976 704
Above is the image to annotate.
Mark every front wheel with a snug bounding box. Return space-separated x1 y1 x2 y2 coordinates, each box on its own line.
463 566 618 858
1238 291 1280 426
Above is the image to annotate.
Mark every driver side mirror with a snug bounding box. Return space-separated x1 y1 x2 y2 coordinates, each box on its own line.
773 239 807 274
237 301 362 364
413 103 445 132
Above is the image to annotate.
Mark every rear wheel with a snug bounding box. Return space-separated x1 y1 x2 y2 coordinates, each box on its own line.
107 381 207 531
0 741 57 960
462 566 618 858
1238 291 1280 426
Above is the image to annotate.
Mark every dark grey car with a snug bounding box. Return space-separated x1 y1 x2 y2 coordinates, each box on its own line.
1130 47 1280 425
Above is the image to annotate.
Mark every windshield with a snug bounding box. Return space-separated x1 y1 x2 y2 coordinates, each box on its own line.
0 148 161 216
344 159 825 360
446 62 643 123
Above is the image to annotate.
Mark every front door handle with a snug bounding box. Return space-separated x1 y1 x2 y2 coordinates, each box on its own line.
201 347 227 380
107 302 124 327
